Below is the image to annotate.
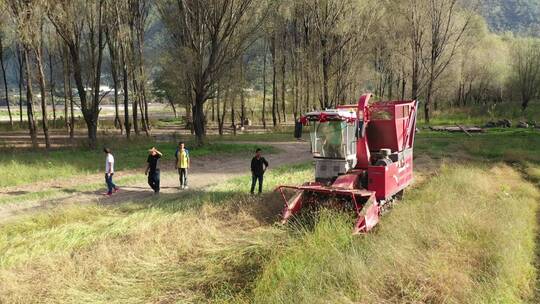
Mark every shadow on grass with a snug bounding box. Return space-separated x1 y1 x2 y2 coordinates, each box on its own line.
131 189 284 224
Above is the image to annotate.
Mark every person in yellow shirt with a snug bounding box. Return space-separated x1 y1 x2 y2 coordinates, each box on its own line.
175 142 190 189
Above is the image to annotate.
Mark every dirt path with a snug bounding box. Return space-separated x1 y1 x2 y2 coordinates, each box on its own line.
0 141 311 222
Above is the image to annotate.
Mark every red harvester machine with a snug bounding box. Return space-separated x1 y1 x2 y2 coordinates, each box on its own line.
277 94 418 233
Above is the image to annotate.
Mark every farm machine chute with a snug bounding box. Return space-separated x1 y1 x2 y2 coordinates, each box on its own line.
277 94 418 233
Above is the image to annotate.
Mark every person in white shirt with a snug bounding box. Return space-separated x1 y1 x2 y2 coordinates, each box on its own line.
104 148 119 196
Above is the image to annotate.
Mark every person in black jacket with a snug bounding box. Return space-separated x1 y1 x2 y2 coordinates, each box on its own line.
145 147 163 194
250 148 269 194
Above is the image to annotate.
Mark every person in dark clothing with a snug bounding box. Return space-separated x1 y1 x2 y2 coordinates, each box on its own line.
145 147 163 194
250 148 269 194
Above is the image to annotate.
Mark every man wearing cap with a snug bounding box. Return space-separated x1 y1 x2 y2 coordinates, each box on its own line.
145 147 163 194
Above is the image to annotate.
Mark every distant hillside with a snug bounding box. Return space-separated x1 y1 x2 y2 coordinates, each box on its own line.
480 0 540 33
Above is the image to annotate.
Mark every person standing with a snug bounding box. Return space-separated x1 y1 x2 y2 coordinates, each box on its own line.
250 148 269 194
145 147 162 194
103 148 118 196
175 142 190 189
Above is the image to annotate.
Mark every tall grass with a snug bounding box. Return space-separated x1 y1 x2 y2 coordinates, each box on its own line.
253 164 539 303
0 161 538 303
0 163 311 303
1 130 539 303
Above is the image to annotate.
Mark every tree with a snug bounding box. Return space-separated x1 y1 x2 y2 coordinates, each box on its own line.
104 23 123 132
158 0 266 144
48 0 107 147
6 0 40 148
261 40 267 128
511 38 540 111
15 44 24 124
422 0 472 123
0 31 13 127
303 0 375 109
129 0 151 134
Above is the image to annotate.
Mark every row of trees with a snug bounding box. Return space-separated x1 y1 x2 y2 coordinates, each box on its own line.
1 0 152 148
0 0 538 147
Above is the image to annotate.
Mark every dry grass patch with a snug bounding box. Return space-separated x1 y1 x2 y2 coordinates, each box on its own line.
253 164 539 304
0 163 310 303
0 201 285 303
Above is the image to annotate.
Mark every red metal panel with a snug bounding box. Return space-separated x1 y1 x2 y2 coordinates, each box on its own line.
367 149 414 200
367 101 417 153
332 174 360 190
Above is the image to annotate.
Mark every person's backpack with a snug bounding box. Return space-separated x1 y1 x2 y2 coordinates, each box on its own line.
175 148 189 159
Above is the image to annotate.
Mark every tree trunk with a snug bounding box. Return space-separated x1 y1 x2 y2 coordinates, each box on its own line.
66 56 75 139
231 94 236 135
425 80 432 124
185 101 194 134
401 74 406 101
17 45 24 125
133 89 139 135
109 41 122 133
35 49 51 149
23 48 37 148
271 39 277 127
192 94 206 144
67 45 93 145
89 10 106 147
321 38 330 109
217 84 226 135
48 50 57 126
211 100 215 122
136 80 149 135
262 43 267 129
425 60 435 123
136 17 150 133
240 62 245 127
0 36 12 127
62 46 69 133
281 50 287 122
305 67 310 111
293 57 299 120
169 98 177 118
122 57 130 138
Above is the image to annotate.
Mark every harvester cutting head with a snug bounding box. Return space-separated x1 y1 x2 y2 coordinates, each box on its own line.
277 94 418 233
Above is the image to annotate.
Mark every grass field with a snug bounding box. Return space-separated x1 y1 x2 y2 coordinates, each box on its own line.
0 140 275 189
1 128 539 303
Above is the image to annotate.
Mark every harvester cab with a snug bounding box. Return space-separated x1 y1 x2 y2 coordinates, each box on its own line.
277 94 418 233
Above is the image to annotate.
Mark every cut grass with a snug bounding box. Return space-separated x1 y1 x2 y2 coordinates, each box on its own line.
0 141 276 189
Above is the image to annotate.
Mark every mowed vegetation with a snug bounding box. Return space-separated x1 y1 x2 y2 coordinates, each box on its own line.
0 130 539 303
0 140 275 189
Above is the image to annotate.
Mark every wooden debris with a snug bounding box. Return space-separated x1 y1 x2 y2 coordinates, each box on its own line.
455 124 473 137
430 126 485 134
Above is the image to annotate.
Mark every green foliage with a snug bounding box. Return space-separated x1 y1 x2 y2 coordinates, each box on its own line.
480 0 540 33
